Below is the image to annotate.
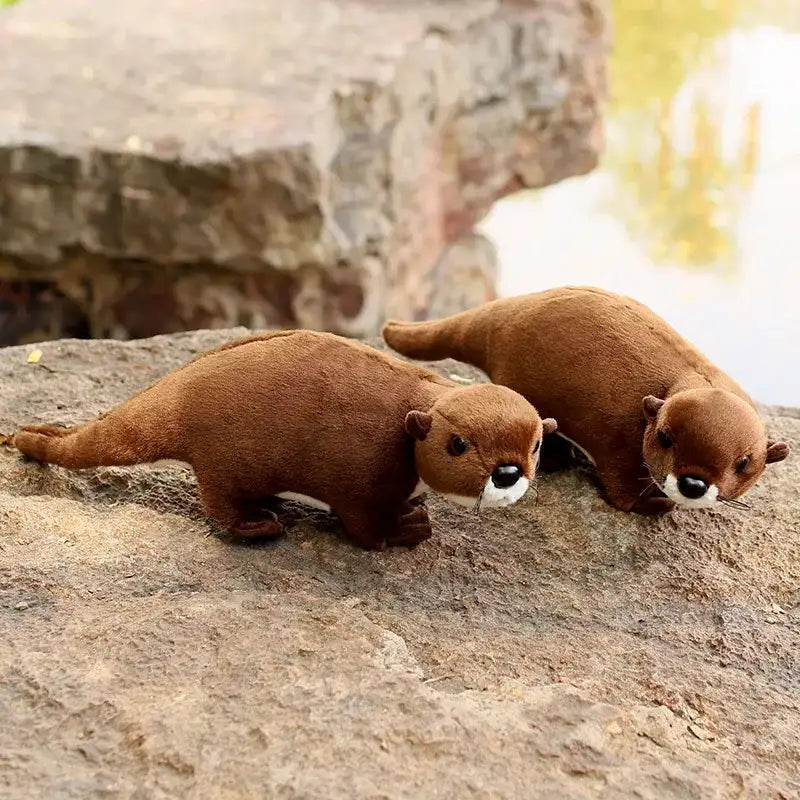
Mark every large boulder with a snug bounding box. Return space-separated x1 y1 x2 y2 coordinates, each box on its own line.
0 0 607 344
1 330 798 798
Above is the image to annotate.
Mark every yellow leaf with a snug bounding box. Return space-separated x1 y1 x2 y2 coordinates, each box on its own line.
26 349 42 364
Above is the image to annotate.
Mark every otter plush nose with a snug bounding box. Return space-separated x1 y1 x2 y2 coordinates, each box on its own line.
492 464 522 488
678 475 708 499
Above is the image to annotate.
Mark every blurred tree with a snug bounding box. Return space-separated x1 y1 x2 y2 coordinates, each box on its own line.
605 95 759 272
602 0 761 274
609 0 740 113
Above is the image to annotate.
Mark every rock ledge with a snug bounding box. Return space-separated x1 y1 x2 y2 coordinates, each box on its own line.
0 0 607 343
1 329 799 798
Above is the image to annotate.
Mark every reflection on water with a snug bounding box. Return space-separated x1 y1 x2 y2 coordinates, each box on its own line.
480 0 800 406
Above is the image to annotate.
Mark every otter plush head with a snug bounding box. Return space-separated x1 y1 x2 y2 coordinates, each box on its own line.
405 384 557 509
641 388 789 508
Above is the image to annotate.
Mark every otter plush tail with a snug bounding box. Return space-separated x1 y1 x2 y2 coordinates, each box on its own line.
382 307 489 371
8 392 179 470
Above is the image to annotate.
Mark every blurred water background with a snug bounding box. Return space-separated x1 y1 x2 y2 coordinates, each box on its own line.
481 0 800 405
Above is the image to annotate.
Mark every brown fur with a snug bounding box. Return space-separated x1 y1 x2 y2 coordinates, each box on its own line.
6 331 554 548
383 287 789 515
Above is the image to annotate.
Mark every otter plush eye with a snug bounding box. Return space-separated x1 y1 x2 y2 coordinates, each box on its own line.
657 430 673 449
448 435 469 456
532 440 541 454
735 456 750 473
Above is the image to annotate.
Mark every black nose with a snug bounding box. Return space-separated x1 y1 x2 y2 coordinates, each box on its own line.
492 464 522 488
678 474 708 499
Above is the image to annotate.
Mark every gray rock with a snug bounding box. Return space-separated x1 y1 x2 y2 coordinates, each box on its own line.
0 0 607 342
1 329 799 798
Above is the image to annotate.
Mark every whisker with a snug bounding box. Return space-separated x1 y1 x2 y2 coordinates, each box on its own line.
721 499 747 510
726 497 750 509
720 497 751 512
639 463 662 485
720 501 745 512
635 477 659 502
472 488 484 515
637 461 670 501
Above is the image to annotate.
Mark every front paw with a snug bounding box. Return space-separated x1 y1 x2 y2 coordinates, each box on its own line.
631 495 676 516
230 510 285 540
386 505 432 547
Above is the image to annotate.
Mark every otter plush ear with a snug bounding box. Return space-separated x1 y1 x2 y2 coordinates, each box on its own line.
541 418 558 435
405 410 433 441
766 440 789 464
642 396 665 421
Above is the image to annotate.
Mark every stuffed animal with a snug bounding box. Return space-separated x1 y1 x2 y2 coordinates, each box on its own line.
383 286 788 515
5 331 556 548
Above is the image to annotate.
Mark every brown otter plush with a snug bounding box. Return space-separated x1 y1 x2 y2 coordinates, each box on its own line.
383 287 788 515
5 331 556 548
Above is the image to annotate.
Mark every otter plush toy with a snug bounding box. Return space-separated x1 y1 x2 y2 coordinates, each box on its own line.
5 331 556 548
383 286 788 515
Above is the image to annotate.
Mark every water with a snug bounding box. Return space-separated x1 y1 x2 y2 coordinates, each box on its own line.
480 0 800 406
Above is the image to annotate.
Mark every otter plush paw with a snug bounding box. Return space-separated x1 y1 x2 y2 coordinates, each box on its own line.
230 511 284 540
630 495 676 516
386 505 433 547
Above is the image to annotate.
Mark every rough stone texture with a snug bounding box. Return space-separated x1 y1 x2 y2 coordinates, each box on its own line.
1 330 799 798
0 0 606 344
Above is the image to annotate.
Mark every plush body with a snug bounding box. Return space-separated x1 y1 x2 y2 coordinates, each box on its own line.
383 287 788 515
7 331 554 548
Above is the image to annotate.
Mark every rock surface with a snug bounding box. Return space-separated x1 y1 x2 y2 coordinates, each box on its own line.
1 329 799 798
0 0 606 344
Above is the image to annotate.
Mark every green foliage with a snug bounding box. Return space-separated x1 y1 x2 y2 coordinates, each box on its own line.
2 0 22 6
603 101 756 272
603 0 762 272
609 0 741 112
